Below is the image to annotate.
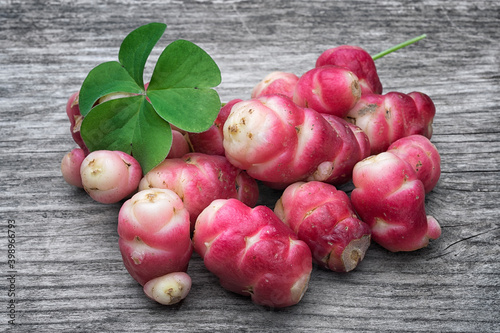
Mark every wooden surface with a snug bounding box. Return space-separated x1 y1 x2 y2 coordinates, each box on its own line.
1 0 499 332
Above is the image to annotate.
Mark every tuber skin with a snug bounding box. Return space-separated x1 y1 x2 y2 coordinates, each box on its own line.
274 181 371 273
407 92 436 138
387 134 441 193
346 91 436 154
251 71 299 100
351 152 441 252
80 150 142 204
223 95 340 187
316 45 383 95
167 129 191 159
305 114 370 185
143 272 192 305
61 147 86 188
65 91 89 155
193 198 313 308
118 188 193 286
293 65 361 118
138 153 259 230
188 99 242 156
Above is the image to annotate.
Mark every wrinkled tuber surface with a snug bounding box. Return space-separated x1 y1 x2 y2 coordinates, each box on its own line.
351 152 441 252
138 153 259 229
275 181 371 272
193 198 313 308
316 45 383 95
118 188 193 286
346 92 436 154
80 150 142 204
223 95 340 187
387 134 441 193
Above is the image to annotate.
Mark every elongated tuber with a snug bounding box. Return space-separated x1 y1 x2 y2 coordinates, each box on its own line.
223 95 340 187
138 153 259 229
346 91 436 154
193 198 313 308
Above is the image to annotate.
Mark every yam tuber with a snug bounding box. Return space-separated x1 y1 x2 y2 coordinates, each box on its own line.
118 188 193 286
80 150 142 204
274 181 371 272
222 95 339 187
387 134 441 193
351 152 441 252
346 91 436 154
251 71 299 100
305 114 370 185
65 91 89 155
143 272 192 305
316 45 383 95
293 65 361 118
138 153 259 230
61 147 86 188
193 198 312 308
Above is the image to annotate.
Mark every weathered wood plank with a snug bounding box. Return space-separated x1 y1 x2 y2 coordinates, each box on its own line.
1 0 499 332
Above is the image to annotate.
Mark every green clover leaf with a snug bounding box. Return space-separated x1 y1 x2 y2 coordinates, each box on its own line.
78 23 222 173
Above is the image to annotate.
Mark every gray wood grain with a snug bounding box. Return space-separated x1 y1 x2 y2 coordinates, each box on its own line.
1 0 499 332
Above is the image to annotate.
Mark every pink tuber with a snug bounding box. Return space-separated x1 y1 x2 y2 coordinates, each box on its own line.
293 65 361 118
193 198 313 308
223 95 339 187
80 150 142 204
167 129 191 159
118 188 193 286
387 134 441 193
305 114 370 185
223 95 369 188
274 181 371 272
316 45 383 95
143 272 192 305
251 71 299 100
65 92 89 155
60 147 86 188
346 91 436 154
350 152 441 252
138 153 259 230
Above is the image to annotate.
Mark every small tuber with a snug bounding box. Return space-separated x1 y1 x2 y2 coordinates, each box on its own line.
143 272 192 305
118 188 193 286
80 150 142 204
61 147 86 188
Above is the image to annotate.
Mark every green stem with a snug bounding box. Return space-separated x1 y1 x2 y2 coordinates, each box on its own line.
372 34 427 60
